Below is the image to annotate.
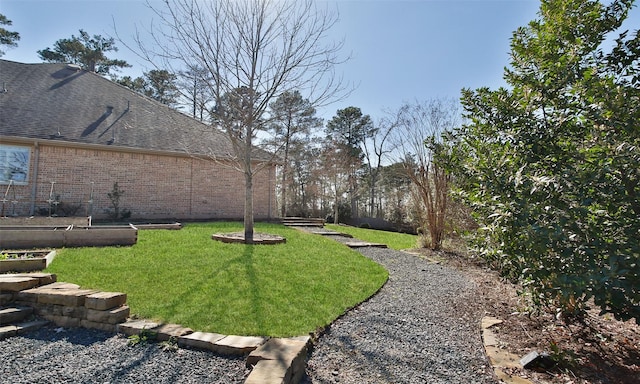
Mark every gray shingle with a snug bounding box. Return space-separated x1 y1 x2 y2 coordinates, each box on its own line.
0 60 259 160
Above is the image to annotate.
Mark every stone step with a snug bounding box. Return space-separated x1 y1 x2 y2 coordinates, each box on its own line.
343 240 388 248
245 337 311 384
0 319 49 340
0 306 34 325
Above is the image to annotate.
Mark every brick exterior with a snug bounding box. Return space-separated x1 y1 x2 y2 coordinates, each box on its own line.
3 140 276 221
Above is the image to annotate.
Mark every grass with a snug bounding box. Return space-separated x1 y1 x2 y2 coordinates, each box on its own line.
325 224 419 250
46 222 388 337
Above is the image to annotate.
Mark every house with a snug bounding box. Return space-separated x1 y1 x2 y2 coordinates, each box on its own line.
0 59 276 221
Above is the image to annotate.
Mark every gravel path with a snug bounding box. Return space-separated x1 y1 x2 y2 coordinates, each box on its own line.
302 236 497 383
0 327 249 383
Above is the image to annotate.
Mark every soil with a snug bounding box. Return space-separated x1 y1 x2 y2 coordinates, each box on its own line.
409 247 640 384
0 250 50 259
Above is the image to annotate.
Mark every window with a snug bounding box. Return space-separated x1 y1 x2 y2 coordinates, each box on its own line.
0 145 30 184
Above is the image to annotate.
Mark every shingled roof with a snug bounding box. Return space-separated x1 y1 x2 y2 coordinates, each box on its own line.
0 59 257 160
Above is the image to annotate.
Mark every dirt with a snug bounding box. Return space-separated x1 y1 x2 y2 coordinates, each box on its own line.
0 250 51 259
410 248 640 384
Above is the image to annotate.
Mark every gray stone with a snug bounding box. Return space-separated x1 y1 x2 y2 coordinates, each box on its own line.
520 351 556 370
178 331 226 350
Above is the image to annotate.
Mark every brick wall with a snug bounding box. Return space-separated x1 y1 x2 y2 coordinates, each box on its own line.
2 141 276 221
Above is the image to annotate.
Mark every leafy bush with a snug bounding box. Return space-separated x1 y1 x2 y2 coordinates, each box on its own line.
443 0 639 323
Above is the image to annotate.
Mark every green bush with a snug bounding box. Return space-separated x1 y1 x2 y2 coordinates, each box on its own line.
444 0 640 323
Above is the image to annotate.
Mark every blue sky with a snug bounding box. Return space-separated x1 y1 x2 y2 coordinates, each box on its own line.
2 0 638 121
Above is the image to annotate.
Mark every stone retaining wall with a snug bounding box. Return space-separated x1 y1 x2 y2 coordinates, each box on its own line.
8 276 129 333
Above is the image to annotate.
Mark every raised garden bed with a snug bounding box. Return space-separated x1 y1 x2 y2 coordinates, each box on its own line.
0 216 90 227
0 249 56 273
0 225 138 249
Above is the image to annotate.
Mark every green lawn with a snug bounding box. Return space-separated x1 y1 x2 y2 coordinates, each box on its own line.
325 224 419 250
46 222 388 337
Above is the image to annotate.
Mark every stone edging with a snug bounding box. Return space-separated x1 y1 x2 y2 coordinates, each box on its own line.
481 316 534 384
0 272 309 384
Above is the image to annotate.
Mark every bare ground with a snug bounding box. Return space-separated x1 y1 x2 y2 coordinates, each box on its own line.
410 247 640 384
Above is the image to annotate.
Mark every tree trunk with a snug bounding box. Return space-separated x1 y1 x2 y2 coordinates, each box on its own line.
280 135 290 217
244 124 254 244
244 169 254 244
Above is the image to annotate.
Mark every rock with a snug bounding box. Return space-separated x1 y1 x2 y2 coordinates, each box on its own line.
520 350 556 370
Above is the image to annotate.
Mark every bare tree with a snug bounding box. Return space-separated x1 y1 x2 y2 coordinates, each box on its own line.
362 117 396 217
390 99 460 250
129 0 346 243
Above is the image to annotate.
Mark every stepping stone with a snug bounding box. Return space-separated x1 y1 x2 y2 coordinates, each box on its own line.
343 240 387 248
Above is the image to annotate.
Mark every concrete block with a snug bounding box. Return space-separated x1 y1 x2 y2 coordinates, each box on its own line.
0 276 40 292
14 273 56 286
0 306 34 325
211 335 267 355
246 337 309 367
62 305 87 319
36 288 99 307
0 325 18 340
178 331 226 350
245 360 287 384
16 320 49 334
85 292 127 310
80 319 117 333
86 306 130 324
42 282 79 290
152 323 193 341
117 319 160 336
43 314 81 328
0 293 14 306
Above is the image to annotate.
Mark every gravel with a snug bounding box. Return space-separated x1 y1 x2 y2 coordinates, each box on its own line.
0 327 249 383
1 235 497 384
302 236 498 383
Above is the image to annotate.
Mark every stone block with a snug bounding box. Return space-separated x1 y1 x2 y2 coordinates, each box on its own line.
0 293 13 306
31 303 54 317
43 314 81 328
86 305 130 324
0 325 18 340
62 305 87 319
245 360 287 384
0 306 34 325
117 319 160 336
0 276 40 292
16 320 49 334
211 335 267 355
43 282 80 290
85 292 127 310
178 331 226 350
37 288 99 307
15 288 39 303
246 336 310 384
15 273 57 286
80 319 117 333
520 351 555 370
153 323 193 341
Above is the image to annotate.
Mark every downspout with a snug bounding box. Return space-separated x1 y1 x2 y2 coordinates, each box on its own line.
29 141 40 215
